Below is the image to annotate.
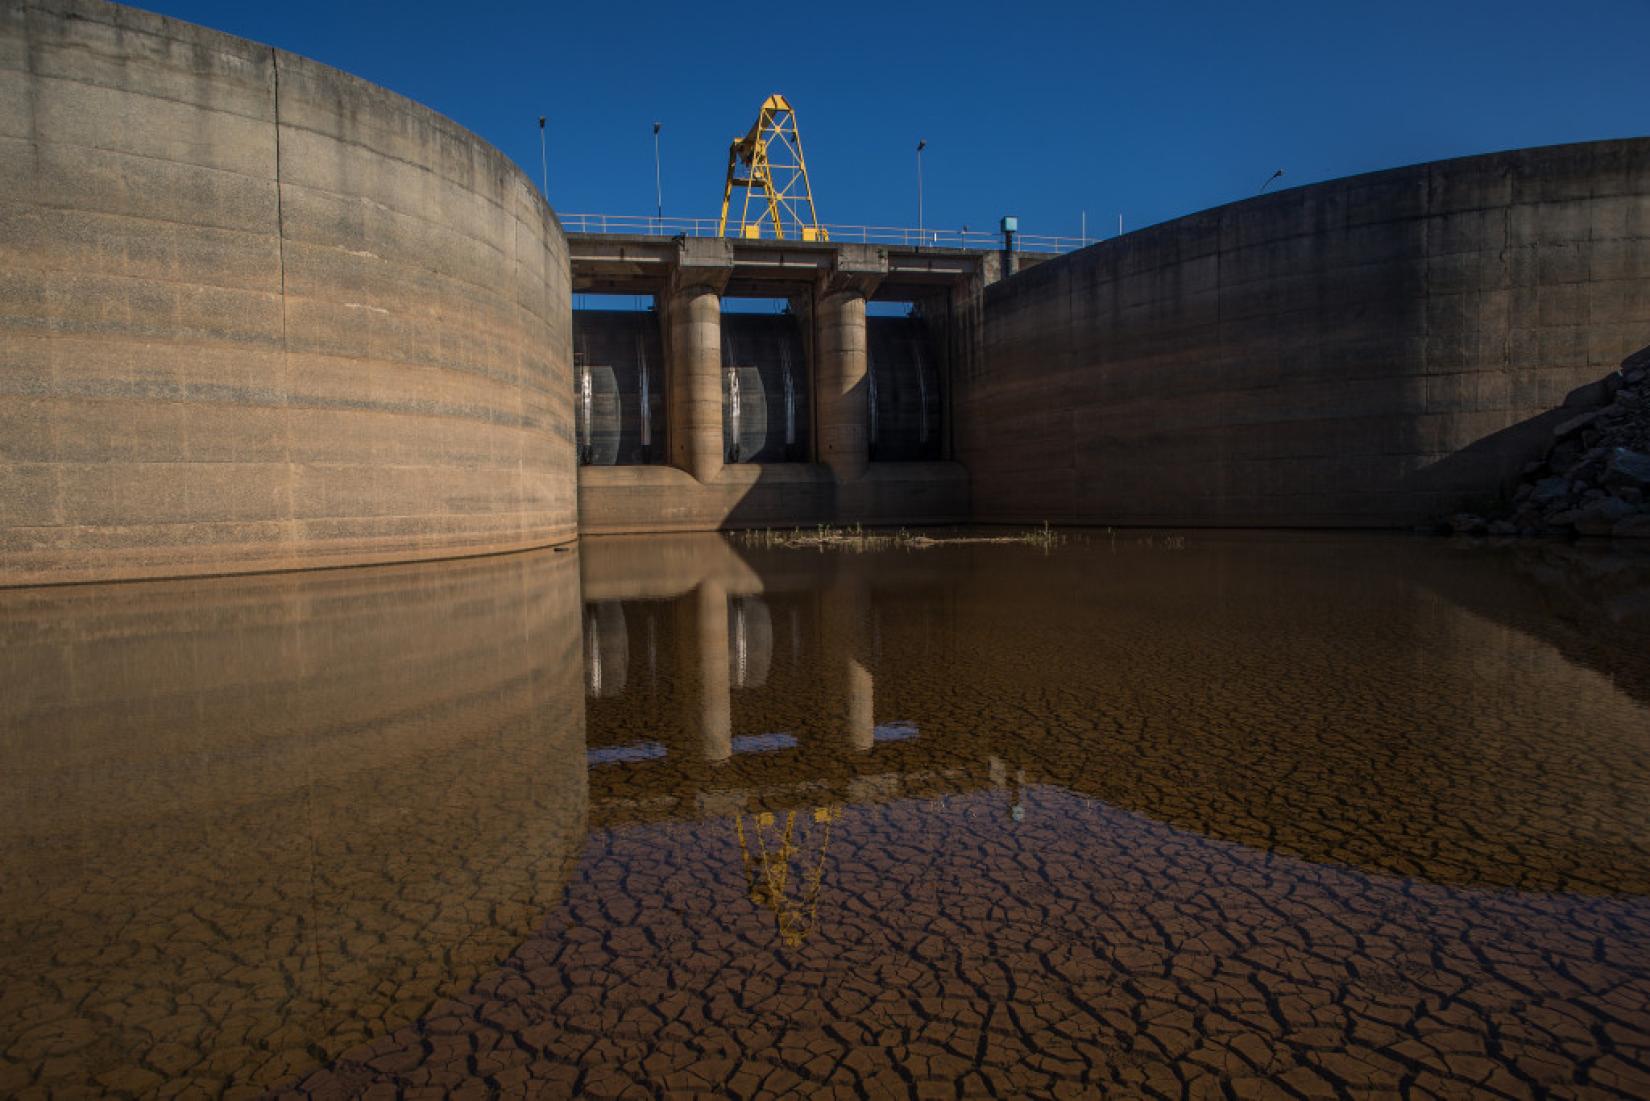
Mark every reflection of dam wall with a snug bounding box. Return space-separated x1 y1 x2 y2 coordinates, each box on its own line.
579 535 1650 896
929 537 1650 894
0 0 575 586
0 549 587 1094
956 140 1650 527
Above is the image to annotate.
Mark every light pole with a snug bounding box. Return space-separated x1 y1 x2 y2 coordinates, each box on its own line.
537 116 548 199
652 122 663 231
916 139 927 246
1259 168 1283 194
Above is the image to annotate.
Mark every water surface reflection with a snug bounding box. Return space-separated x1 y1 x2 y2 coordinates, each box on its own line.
4 533 1650 1097
472 533 1650 1099
0 552 585 1095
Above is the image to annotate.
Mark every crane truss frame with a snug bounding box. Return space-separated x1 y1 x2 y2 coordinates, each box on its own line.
717 94 828 242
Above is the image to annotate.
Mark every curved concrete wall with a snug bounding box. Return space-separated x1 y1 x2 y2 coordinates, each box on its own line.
958 139 1650 527
1 0 575 585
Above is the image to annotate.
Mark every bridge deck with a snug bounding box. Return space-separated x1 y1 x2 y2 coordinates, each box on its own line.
567 233 1052 299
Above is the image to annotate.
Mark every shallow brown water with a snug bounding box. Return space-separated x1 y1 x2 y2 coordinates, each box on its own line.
3 532 1650 1098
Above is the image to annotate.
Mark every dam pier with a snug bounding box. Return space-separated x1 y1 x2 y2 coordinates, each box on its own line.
567 233 1031 534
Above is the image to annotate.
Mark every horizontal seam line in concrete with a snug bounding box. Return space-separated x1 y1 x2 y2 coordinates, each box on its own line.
2 132 275 184
0 533 580 590
0 365 545 398
7 65 275 125
275 120 525 217
0 318 284 345
0 316 543 370
0 194 279 240
0 517 569 535
3 259 283 297
275 187 524 293
15 7 277 64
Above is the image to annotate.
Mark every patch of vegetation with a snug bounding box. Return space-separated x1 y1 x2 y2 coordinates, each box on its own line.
733 522 1066 552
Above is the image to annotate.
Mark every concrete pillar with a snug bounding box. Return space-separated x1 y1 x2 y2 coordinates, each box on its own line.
668 285 724 484
695 579 731 763
816 289 869 482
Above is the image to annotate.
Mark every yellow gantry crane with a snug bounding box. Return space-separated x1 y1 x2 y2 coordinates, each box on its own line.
718 94 828 242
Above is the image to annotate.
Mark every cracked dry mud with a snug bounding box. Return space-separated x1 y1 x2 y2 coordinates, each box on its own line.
4 532 1650 1098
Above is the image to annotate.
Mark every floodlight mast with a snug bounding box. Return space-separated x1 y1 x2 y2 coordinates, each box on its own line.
717 94 828 242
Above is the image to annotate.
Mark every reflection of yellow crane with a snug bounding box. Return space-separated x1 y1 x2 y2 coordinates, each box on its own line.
735 806 840 947
717 94 828 242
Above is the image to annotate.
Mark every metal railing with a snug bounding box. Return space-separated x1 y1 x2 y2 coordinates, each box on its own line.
557 212 1093 254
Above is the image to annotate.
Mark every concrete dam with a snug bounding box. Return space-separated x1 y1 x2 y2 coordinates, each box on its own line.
5 0 1650 585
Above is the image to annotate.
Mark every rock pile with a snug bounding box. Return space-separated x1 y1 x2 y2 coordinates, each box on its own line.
1448 352 1650 539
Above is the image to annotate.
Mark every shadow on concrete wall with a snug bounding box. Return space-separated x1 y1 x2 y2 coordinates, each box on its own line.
957 140 1650 530
1401 368 1633 514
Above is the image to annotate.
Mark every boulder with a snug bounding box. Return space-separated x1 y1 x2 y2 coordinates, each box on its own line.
1530 476 1572 506
1603 448 1650 491
1550 440 1584 469
1561 378 1614 410
1571 497 1636 536
1552 409 1602 439
1620 344 1650 379
1615 514 1650 539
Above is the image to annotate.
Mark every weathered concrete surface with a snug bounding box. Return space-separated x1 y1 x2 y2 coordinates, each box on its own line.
577 462 968 535
956 139 1650 527
666 286 725 484
0 0 575 585
816 290 871 482
0 547 586 1094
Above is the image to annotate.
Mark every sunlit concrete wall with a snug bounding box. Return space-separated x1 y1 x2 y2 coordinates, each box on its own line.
957 139 1650 527
0 0 575 585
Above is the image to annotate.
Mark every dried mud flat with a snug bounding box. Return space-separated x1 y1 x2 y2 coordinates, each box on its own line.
282 789 1650 1099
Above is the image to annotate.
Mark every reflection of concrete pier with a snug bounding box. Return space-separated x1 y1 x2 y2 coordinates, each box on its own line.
826 573 876 752
583 536 886 764
695 579 733 762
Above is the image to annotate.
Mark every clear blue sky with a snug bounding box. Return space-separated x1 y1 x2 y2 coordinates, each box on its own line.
143 0 1648 239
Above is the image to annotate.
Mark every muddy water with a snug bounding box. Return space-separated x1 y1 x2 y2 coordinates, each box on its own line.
4 533 1650 1098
